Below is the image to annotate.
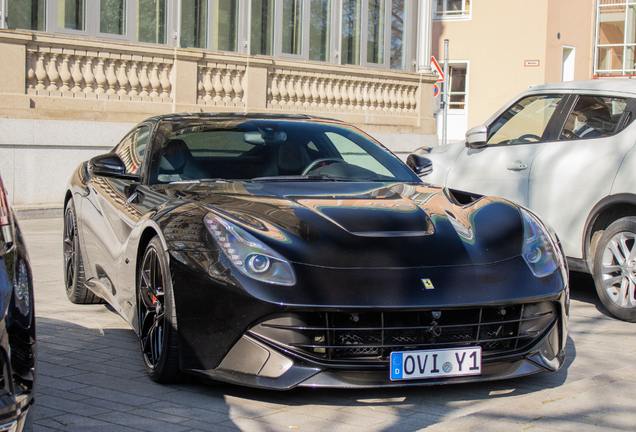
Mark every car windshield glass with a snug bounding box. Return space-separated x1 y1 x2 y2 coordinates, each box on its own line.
148 119 421 184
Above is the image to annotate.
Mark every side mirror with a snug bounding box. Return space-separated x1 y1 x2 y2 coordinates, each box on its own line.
88 154 137 179
406 154 433 176
465 125 488 149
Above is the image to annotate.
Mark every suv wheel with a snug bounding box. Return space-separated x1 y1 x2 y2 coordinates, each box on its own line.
593 217 636 322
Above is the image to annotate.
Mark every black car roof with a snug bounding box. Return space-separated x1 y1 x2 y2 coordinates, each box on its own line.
142 112 347 125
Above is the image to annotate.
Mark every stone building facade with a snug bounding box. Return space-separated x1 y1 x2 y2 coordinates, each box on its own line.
0 0 438 213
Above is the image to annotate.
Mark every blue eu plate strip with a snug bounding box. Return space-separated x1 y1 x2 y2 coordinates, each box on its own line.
391 352 403 380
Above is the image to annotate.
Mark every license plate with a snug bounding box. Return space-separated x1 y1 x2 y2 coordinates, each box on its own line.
390 347 481 381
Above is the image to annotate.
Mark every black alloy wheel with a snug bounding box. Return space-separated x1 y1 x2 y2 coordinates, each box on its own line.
63 200 102 304
138 236 182 382
593 216 636 322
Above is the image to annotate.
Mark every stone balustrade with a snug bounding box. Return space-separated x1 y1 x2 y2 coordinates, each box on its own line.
26 46 173 101
267 70 418 115
0 30 436 134
197 63 245 107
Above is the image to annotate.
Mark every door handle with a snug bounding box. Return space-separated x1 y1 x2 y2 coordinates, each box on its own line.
507 161 528 171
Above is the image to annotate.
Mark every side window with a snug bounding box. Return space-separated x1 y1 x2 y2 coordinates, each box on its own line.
487 95 563 146
136 126 150 159
115 126 150 175
559 96 627 140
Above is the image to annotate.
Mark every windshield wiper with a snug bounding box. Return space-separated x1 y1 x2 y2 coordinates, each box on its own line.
169 178 240 184
251 175 355 182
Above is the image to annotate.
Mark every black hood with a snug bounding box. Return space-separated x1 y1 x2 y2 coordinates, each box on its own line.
156 181 524 269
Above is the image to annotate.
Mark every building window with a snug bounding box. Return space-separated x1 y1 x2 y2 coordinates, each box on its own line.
251 0 274 55
436 62 468 111
367 0 385 64
6 0 46 31
309 0 331 62
181 0 208 48
100 0 126 35
282 0 302 55
596 0 636 76
57 0 85 31
342 0 362 65
213 0 239 52
448 64 467 109
390 0 407 70
137 0 166 44
433 0 471 21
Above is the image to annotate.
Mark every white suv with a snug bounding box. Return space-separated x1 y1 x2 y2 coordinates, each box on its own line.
410 79 636 321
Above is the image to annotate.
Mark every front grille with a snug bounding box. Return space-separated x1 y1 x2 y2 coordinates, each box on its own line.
249 302 557 362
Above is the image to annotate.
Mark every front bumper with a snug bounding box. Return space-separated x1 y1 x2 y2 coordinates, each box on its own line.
187 305 566 390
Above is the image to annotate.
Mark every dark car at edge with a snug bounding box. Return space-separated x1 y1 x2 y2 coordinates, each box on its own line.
0 174 36 430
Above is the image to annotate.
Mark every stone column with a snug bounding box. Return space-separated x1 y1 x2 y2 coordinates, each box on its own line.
243 62 270 110
417 0 434 74
172 55 199 106
0 42 26 93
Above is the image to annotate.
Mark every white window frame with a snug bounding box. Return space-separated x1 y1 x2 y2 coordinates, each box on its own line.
2 0 178 46
49 0 90 37
336 0 417 70
211 0 249 54
270 0 339 63
434 60 469 114
594 0 636 76
433 0 471 22
1 0 49 31
94 0 135 42
177 0 248 53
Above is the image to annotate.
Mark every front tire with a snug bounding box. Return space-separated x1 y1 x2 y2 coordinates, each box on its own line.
63 200 103 304
138 237 183 382
593 217 636 322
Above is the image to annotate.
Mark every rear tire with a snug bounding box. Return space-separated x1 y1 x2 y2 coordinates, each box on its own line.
63 200 103 304
138 236 183 382
593 217 636 322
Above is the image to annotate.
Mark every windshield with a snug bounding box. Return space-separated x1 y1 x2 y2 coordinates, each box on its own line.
148 119 420 184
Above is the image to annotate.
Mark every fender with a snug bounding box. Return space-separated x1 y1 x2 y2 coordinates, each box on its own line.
580 193 636 273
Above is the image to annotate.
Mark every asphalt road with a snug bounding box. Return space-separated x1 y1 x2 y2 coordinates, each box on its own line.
21 217 636 432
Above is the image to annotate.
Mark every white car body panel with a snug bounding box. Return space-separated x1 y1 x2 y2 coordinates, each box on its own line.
529 133 634 258
610 129 636 195
446 142 546 208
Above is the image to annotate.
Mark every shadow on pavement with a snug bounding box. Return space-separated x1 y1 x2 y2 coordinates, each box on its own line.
569 270 614 319
35 311 575 432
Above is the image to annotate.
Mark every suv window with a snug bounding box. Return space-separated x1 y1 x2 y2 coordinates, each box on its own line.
559 96 627 140
487 95 563 146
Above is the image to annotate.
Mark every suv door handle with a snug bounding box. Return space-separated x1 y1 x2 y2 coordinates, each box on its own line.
507 161 528 171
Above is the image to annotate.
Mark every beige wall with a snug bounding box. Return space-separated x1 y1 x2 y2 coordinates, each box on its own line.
433 0 596 130
545 0 595 83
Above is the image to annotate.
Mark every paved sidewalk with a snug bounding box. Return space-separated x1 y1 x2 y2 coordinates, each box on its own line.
21 218 636 432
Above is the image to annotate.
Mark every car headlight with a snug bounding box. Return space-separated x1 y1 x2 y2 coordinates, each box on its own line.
521 209 560 278
204 213 296 286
